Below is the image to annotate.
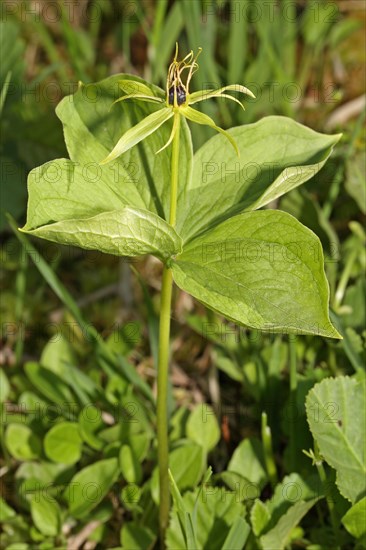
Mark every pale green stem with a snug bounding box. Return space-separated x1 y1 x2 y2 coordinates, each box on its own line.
314 442 340 549
261 411 278 488
333 249 357 310
157 112 180 546
289 337 297 472
15 249 28 366
168 113 180 226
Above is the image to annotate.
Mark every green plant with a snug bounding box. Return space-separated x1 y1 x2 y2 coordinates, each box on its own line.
18 45 343 546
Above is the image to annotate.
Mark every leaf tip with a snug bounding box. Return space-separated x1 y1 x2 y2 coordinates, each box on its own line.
99 157 111 166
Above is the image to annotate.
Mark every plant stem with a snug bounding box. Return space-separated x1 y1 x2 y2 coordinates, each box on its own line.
261 411 278 488
289 337 298 472
314 442 340 549
168 113 180 227
157 265 173 543
157 112 180 545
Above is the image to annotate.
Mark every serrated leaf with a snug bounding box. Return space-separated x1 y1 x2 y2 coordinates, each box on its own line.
22 206 182 261
260 498 319 550
306 376 366 503
176 116 341 241
251 499 271 536
173 210 339 337
166 486 244 550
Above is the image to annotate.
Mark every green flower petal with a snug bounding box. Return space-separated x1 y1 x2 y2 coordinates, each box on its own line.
155 113 180 154
113 93 164 105
100 107 174 164
191 92 246 111
181 105 239 156
118 79 164 98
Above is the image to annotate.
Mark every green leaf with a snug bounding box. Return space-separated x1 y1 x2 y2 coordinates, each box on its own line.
0 368 10 402
78 407 105 451
260 498 319 550
186 405 220 452
227 437 267 489
44 422 83 465
119 445 142 484
24 362 74 405
266 473 320 518
120 522 156 550
251 499 271 536
151 443 204 504
51 74 192 221
176 116 341 241
30 494 60 537
306 376 366 503
0 156 27 231
181 105 239 156
100 107 173 164
189 84 255 103
346 150 366 214
222 516 251 549
0 496 16 521
64 458 119 517
119 79 164 98
166 485 244 550
5 424 42 460
168 469 197 549
342 497 366 539
40 334 76 375
22 206 182 261
173 210 339 337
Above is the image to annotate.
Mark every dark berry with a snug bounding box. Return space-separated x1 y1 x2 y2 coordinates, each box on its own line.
168 85 186 106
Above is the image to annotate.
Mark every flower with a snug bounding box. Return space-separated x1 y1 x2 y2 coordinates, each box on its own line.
100 44 255 165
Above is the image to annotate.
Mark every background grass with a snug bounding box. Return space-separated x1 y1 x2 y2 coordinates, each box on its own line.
0 1 365 549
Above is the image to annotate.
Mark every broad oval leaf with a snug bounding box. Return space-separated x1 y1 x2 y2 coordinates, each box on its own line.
176 116 341 241
151 442 204 504
228 437 267 488
22 206 182 261
186 405 221 452
55 74 192 220
341 497 366 539
306 376 366 503
64 458 119 518
30 494 60 537
44 422 83 465
172 210 340 338
5 424 42 460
